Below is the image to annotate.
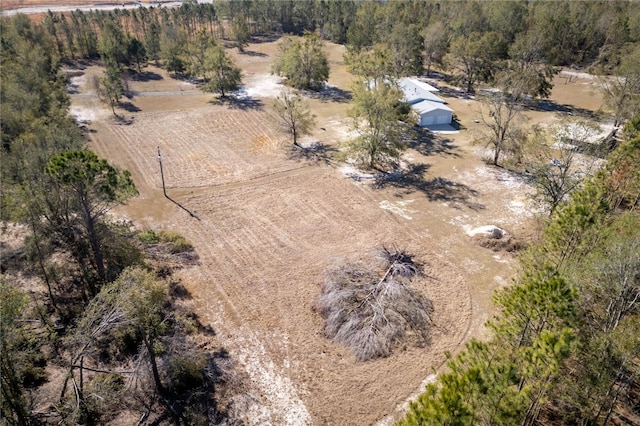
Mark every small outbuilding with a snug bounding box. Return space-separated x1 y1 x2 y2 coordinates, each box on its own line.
411 100 454 126
398 78 453 127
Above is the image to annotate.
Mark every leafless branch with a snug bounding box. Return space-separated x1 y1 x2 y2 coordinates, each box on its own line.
71 365 135 375
315 248 435 361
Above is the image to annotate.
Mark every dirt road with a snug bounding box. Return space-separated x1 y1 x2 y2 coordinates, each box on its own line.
1 1 199 16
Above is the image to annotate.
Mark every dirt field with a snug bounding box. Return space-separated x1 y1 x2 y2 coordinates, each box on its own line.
1 0 183 18
1 0 166 9
66 38 606 424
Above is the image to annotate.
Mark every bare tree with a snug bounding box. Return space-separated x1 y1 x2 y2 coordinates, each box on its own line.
478 89 524 166
421 21 448 78
314 247 434 361
525 120 602 215
599 45 640 127
272 89 316 147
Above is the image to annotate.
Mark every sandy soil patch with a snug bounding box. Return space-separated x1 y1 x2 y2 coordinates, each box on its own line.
455 165 538 224
464 224 508 238
237 73 285 99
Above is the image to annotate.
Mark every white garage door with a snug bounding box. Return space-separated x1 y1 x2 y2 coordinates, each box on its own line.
420 112 451 126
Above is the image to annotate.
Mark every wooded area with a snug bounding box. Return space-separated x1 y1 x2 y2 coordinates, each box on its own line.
400 123 640 423
1 0 639 424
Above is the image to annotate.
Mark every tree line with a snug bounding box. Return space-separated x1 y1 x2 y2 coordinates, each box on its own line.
37 1 640 85
1 15 231 424
32 0 640 145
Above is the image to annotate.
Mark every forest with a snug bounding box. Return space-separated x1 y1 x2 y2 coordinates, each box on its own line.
1 0 640 424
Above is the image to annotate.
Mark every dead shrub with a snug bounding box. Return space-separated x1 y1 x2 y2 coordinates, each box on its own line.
472 234 527 252
314 247 435 361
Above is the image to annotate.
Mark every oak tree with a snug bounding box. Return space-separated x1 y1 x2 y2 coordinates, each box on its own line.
447 31 505 94
272 89 316 147
272 33 329 91
201 44 242 98
600 45 640 127
421 21 448 78
346 79 407 170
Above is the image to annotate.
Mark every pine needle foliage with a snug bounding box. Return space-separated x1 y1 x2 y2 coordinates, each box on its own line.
315 247 434 361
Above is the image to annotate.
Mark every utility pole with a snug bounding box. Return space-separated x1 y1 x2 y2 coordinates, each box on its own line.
157 146 167 198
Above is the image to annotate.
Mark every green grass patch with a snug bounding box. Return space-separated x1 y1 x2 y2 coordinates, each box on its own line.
137 229 193 253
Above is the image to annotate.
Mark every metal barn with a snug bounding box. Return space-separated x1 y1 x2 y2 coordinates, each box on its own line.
398 78 453 126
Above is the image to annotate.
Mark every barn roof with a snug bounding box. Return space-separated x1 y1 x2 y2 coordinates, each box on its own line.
398 78 445 105
398 77 439 92
412 100 453 114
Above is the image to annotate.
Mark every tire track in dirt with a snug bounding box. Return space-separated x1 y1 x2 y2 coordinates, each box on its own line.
108 107 290 189
166 203 315 424
92 106 318 422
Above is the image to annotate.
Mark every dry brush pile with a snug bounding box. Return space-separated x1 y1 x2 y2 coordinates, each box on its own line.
315 247 435 361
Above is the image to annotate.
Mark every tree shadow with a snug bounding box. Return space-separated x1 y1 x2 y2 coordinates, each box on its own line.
406 127 461 157
63 61 87 71
239 49 268 57
65 69 84 94
211 96 264 110
374 164 485 211
422 70 451 81
451 117 465 130
169 73 201 85
185 312 217 336
129 70 163 82
66 84 80 95
305 86 352 103
169 281 192 300
158 337 228 425
112 114 134 125
118 101 141 112
288 142 339 165
522 99 598 119
249 33 281 44
435 85 473 100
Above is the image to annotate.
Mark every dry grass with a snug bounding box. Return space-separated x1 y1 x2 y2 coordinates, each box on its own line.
315 248 434 361
472 233 527 253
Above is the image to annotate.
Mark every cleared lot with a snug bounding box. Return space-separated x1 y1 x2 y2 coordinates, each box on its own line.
72 37 605 423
